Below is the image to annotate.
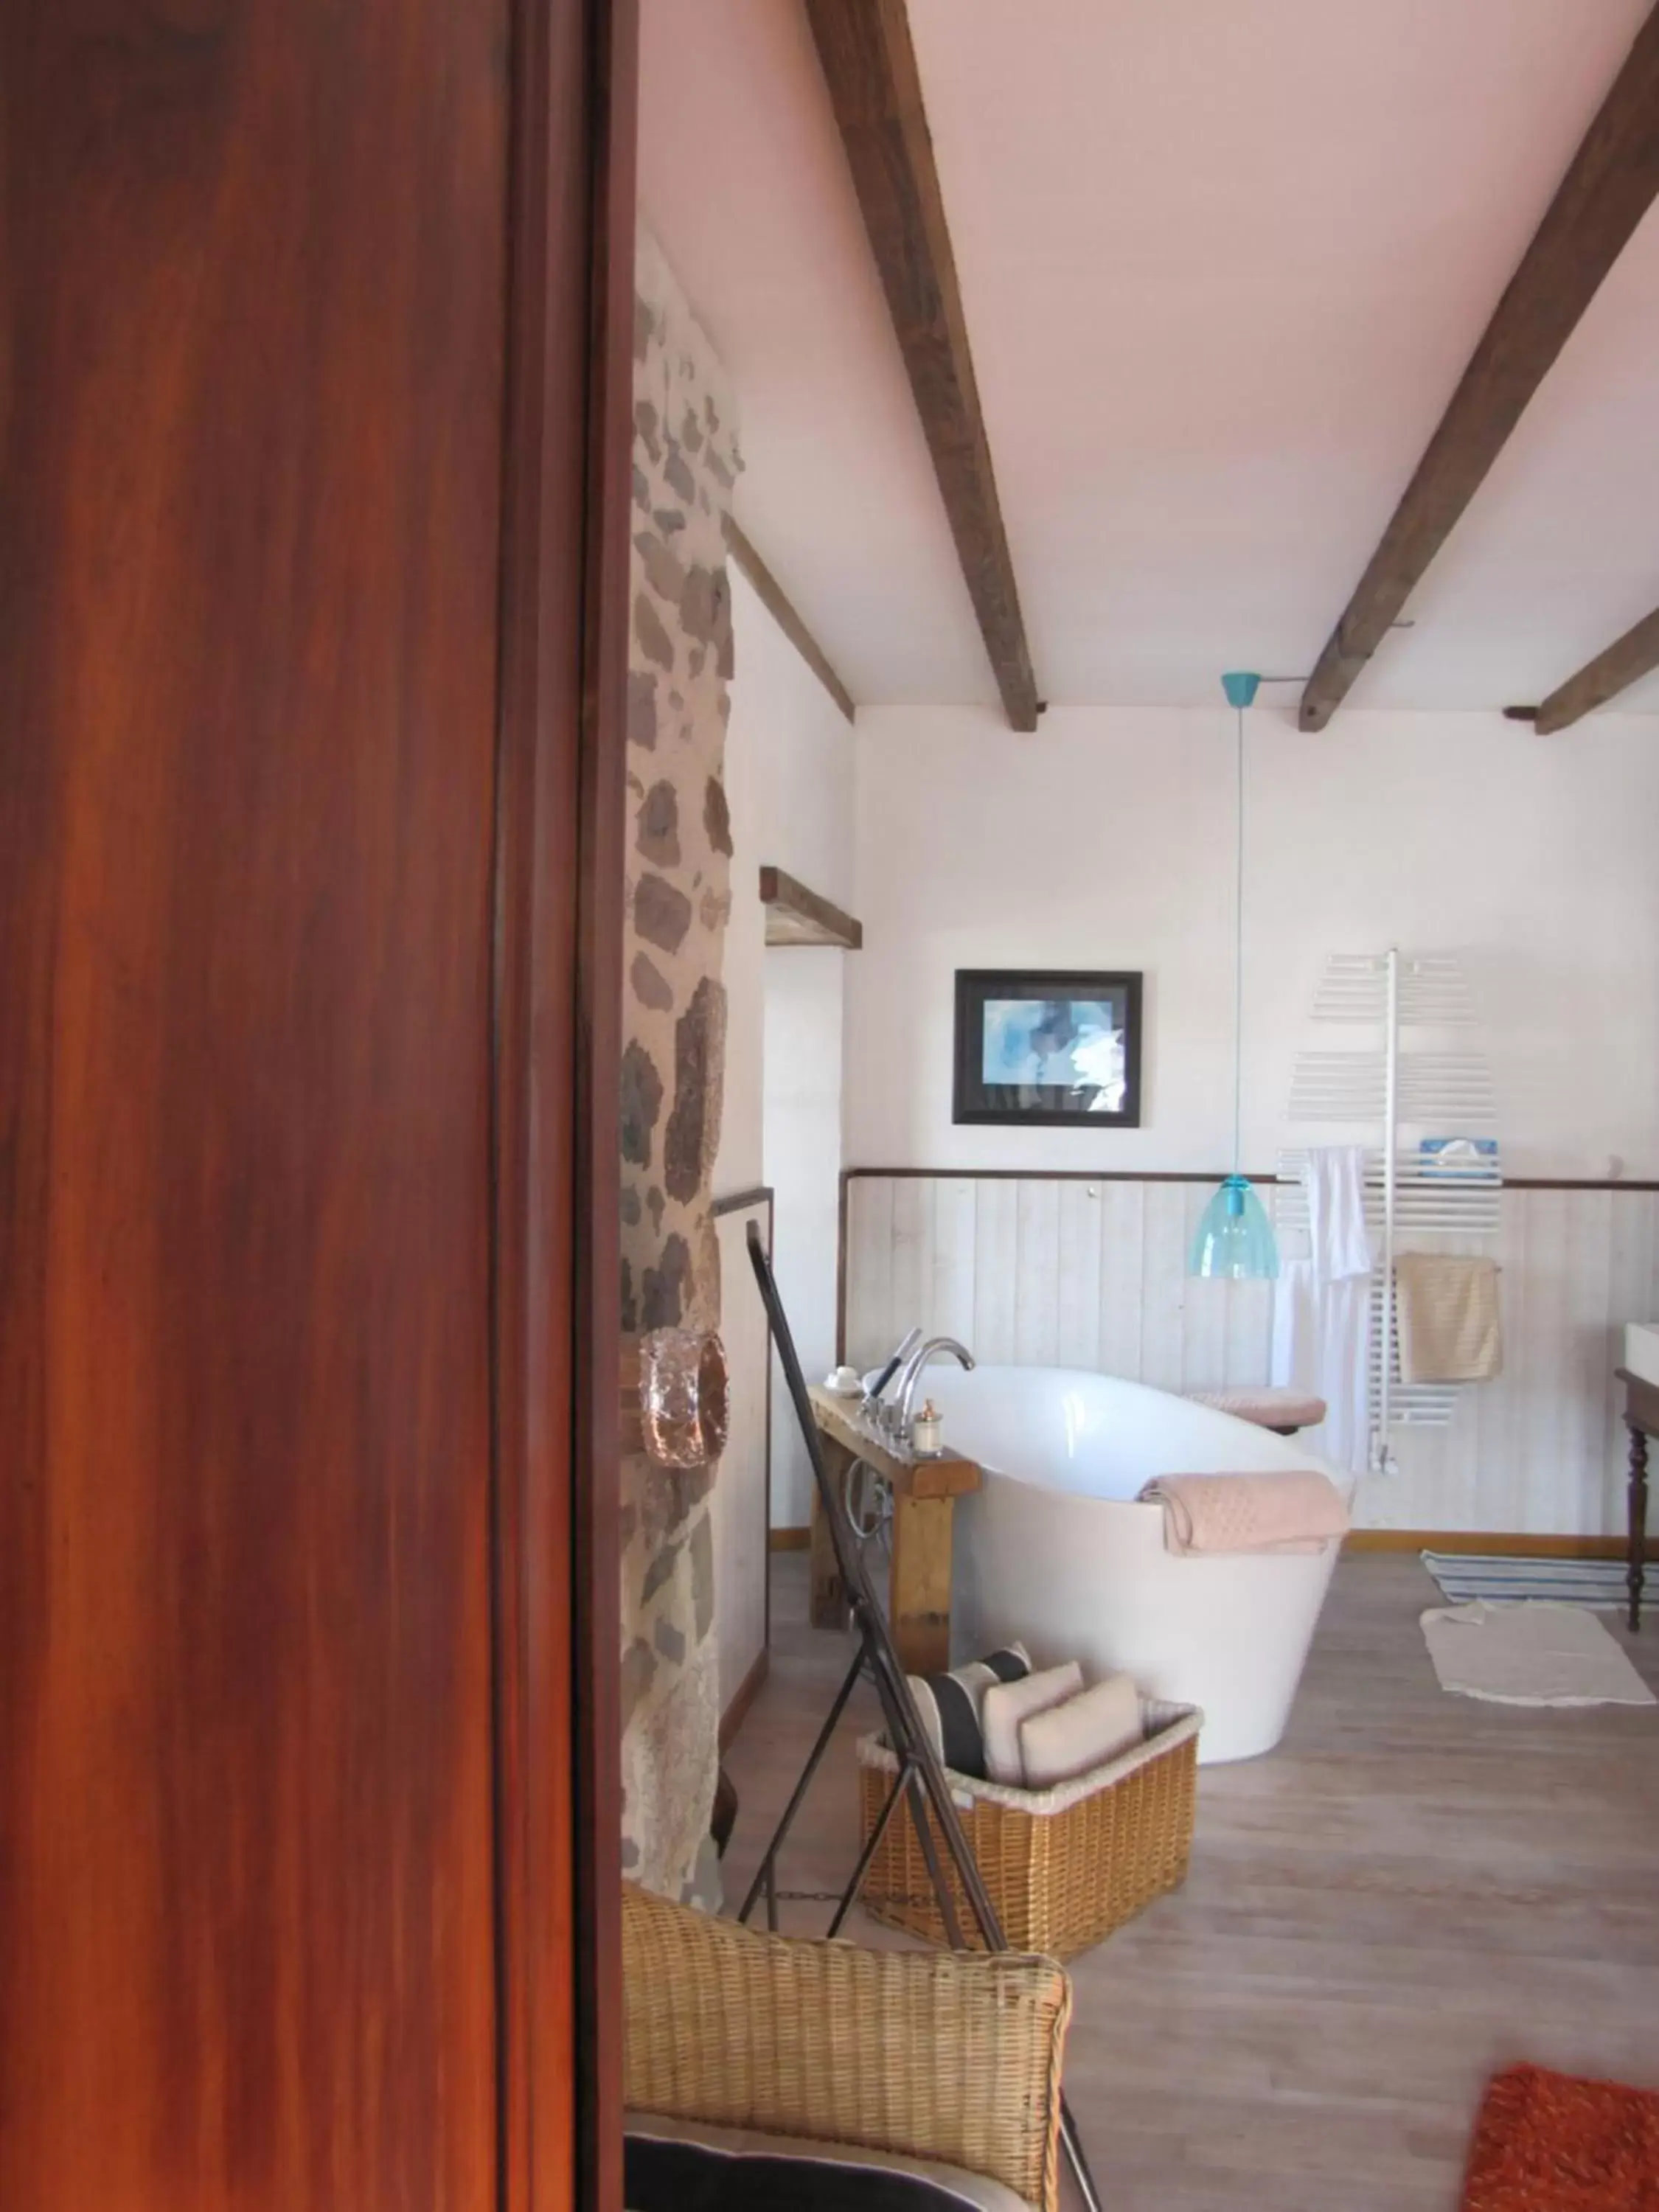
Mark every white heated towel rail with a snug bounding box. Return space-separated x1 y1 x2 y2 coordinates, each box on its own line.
1278 950 1502 1474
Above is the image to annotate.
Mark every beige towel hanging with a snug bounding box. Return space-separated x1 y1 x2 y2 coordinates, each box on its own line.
1394 1253 1502 1383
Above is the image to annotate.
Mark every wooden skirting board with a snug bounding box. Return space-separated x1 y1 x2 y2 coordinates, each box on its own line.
718 1649 770 1753
771 1523 1652 1558
1346 1529 1657 1559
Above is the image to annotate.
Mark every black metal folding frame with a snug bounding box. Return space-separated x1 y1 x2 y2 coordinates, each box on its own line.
738 1221 1103 2212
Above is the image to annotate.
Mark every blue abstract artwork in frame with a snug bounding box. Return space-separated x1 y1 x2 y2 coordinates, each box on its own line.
954 970 1143 1128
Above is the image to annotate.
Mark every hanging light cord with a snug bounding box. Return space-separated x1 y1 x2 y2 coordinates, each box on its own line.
1231 701 1245 1177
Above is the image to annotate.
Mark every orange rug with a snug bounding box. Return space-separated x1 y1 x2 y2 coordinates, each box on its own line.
1463 2065 1659 2209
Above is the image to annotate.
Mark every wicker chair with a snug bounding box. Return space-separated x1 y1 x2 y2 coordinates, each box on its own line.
622 1882 1074 2212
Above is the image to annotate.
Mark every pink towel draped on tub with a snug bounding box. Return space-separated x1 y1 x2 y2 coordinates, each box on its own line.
1138 1470 1350 1557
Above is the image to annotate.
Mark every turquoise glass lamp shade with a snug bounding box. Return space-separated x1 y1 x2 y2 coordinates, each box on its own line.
1189 1174 1279 1281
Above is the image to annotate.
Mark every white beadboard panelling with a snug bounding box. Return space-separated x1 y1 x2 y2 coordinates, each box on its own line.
932 1175 978 1362
1179 1274 1228 1393
972 1179 1019 1366
1055 1180 1105 1369
1013 1180 1061 1367
1560 1191 1609 1531
1096 1180 1147 1380
1526 1191 1570 1534
845 1175 894 1371
889 1175 933 1356
843 1175 1659 1538
1223 1274 1275 1388
1138 1183 1190 1394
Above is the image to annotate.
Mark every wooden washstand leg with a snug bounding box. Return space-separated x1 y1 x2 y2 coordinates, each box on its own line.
810 1435 853 1632
888 1491 956 1674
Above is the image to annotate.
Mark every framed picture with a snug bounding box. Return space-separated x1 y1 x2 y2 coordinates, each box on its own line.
953 969 1143 1128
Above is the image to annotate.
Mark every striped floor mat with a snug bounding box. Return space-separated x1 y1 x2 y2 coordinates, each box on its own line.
1421 1550 1631 1610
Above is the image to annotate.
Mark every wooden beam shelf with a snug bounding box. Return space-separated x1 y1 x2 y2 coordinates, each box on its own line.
760 865 863 950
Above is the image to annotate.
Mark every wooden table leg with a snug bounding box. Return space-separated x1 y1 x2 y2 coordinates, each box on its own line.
1628 1422 1649 1633
889 1492 956 1674
809 1436 852 1632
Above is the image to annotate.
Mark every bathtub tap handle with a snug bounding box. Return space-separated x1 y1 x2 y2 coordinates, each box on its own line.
890 1335 975 1441
862 1326 922 1417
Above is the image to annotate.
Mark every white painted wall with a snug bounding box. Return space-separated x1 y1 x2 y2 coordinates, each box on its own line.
717 565 855 1528
762 951 846 1528
717 566 855 1192
846 703 1659 1181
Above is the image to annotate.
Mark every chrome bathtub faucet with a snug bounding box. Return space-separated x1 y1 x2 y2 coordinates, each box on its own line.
888 1336 975 1441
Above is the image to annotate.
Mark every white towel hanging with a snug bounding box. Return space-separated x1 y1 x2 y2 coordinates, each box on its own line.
1271 1150 1372 1473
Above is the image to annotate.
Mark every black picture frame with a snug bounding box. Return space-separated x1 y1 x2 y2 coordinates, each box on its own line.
953 969 1144 1128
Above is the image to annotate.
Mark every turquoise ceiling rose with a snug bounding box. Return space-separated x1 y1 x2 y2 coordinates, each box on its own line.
1190 675 1280 1281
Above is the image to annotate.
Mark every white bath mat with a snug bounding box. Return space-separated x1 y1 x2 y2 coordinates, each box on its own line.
1420 1600 1656 1708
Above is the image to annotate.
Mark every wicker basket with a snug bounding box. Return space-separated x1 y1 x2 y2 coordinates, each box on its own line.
855 1698 1200 1960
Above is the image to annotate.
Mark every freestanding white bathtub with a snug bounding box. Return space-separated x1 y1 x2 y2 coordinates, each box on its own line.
920 1366 1352 1764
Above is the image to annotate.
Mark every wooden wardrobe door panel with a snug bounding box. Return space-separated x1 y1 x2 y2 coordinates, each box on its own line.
0 3 515 2204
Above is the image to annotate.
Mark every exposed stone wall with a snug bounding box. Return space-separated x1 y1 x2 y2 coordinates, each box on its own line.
619 227 740 1899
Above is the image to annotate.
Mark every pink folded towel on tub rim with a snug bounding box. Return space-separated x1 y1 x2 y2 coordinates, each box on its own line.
1138 1470 1350 1557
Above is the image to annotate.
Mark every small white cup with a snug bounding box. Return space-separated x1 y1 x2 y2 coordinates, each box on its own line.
827 1364 862 1395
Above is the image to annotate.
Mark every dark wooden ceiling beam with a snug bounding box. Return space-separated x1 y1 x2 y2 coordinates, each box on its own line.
723 516 856 723
1512 602 1659 732
804 0 1040 732
1300 3 1659 733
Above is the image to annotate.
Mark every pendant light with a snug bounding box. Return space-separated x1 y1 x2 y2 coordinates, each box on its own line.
1189 672 1280 1280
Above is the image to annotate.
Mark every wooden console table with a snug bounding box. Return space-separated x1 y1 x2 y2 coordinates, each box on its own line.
1617 1367 1655 1631
805 1386 981 1673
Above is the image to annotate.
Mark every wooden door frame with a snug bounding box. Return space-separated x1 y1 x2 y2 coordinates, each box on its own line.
495 3 636 2208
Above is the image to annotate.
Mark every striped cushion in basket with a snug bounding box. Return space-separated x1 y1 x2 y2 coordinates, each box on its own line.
906 1644 1031 1781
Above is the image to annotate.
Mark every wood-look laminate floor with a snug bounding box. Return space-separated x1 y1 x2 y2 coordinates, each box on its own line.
720 1554 1659 2211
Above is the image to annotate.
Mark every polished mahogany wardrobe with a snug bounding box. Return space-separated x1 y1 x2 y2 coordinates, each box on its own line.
0 4 632 2207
